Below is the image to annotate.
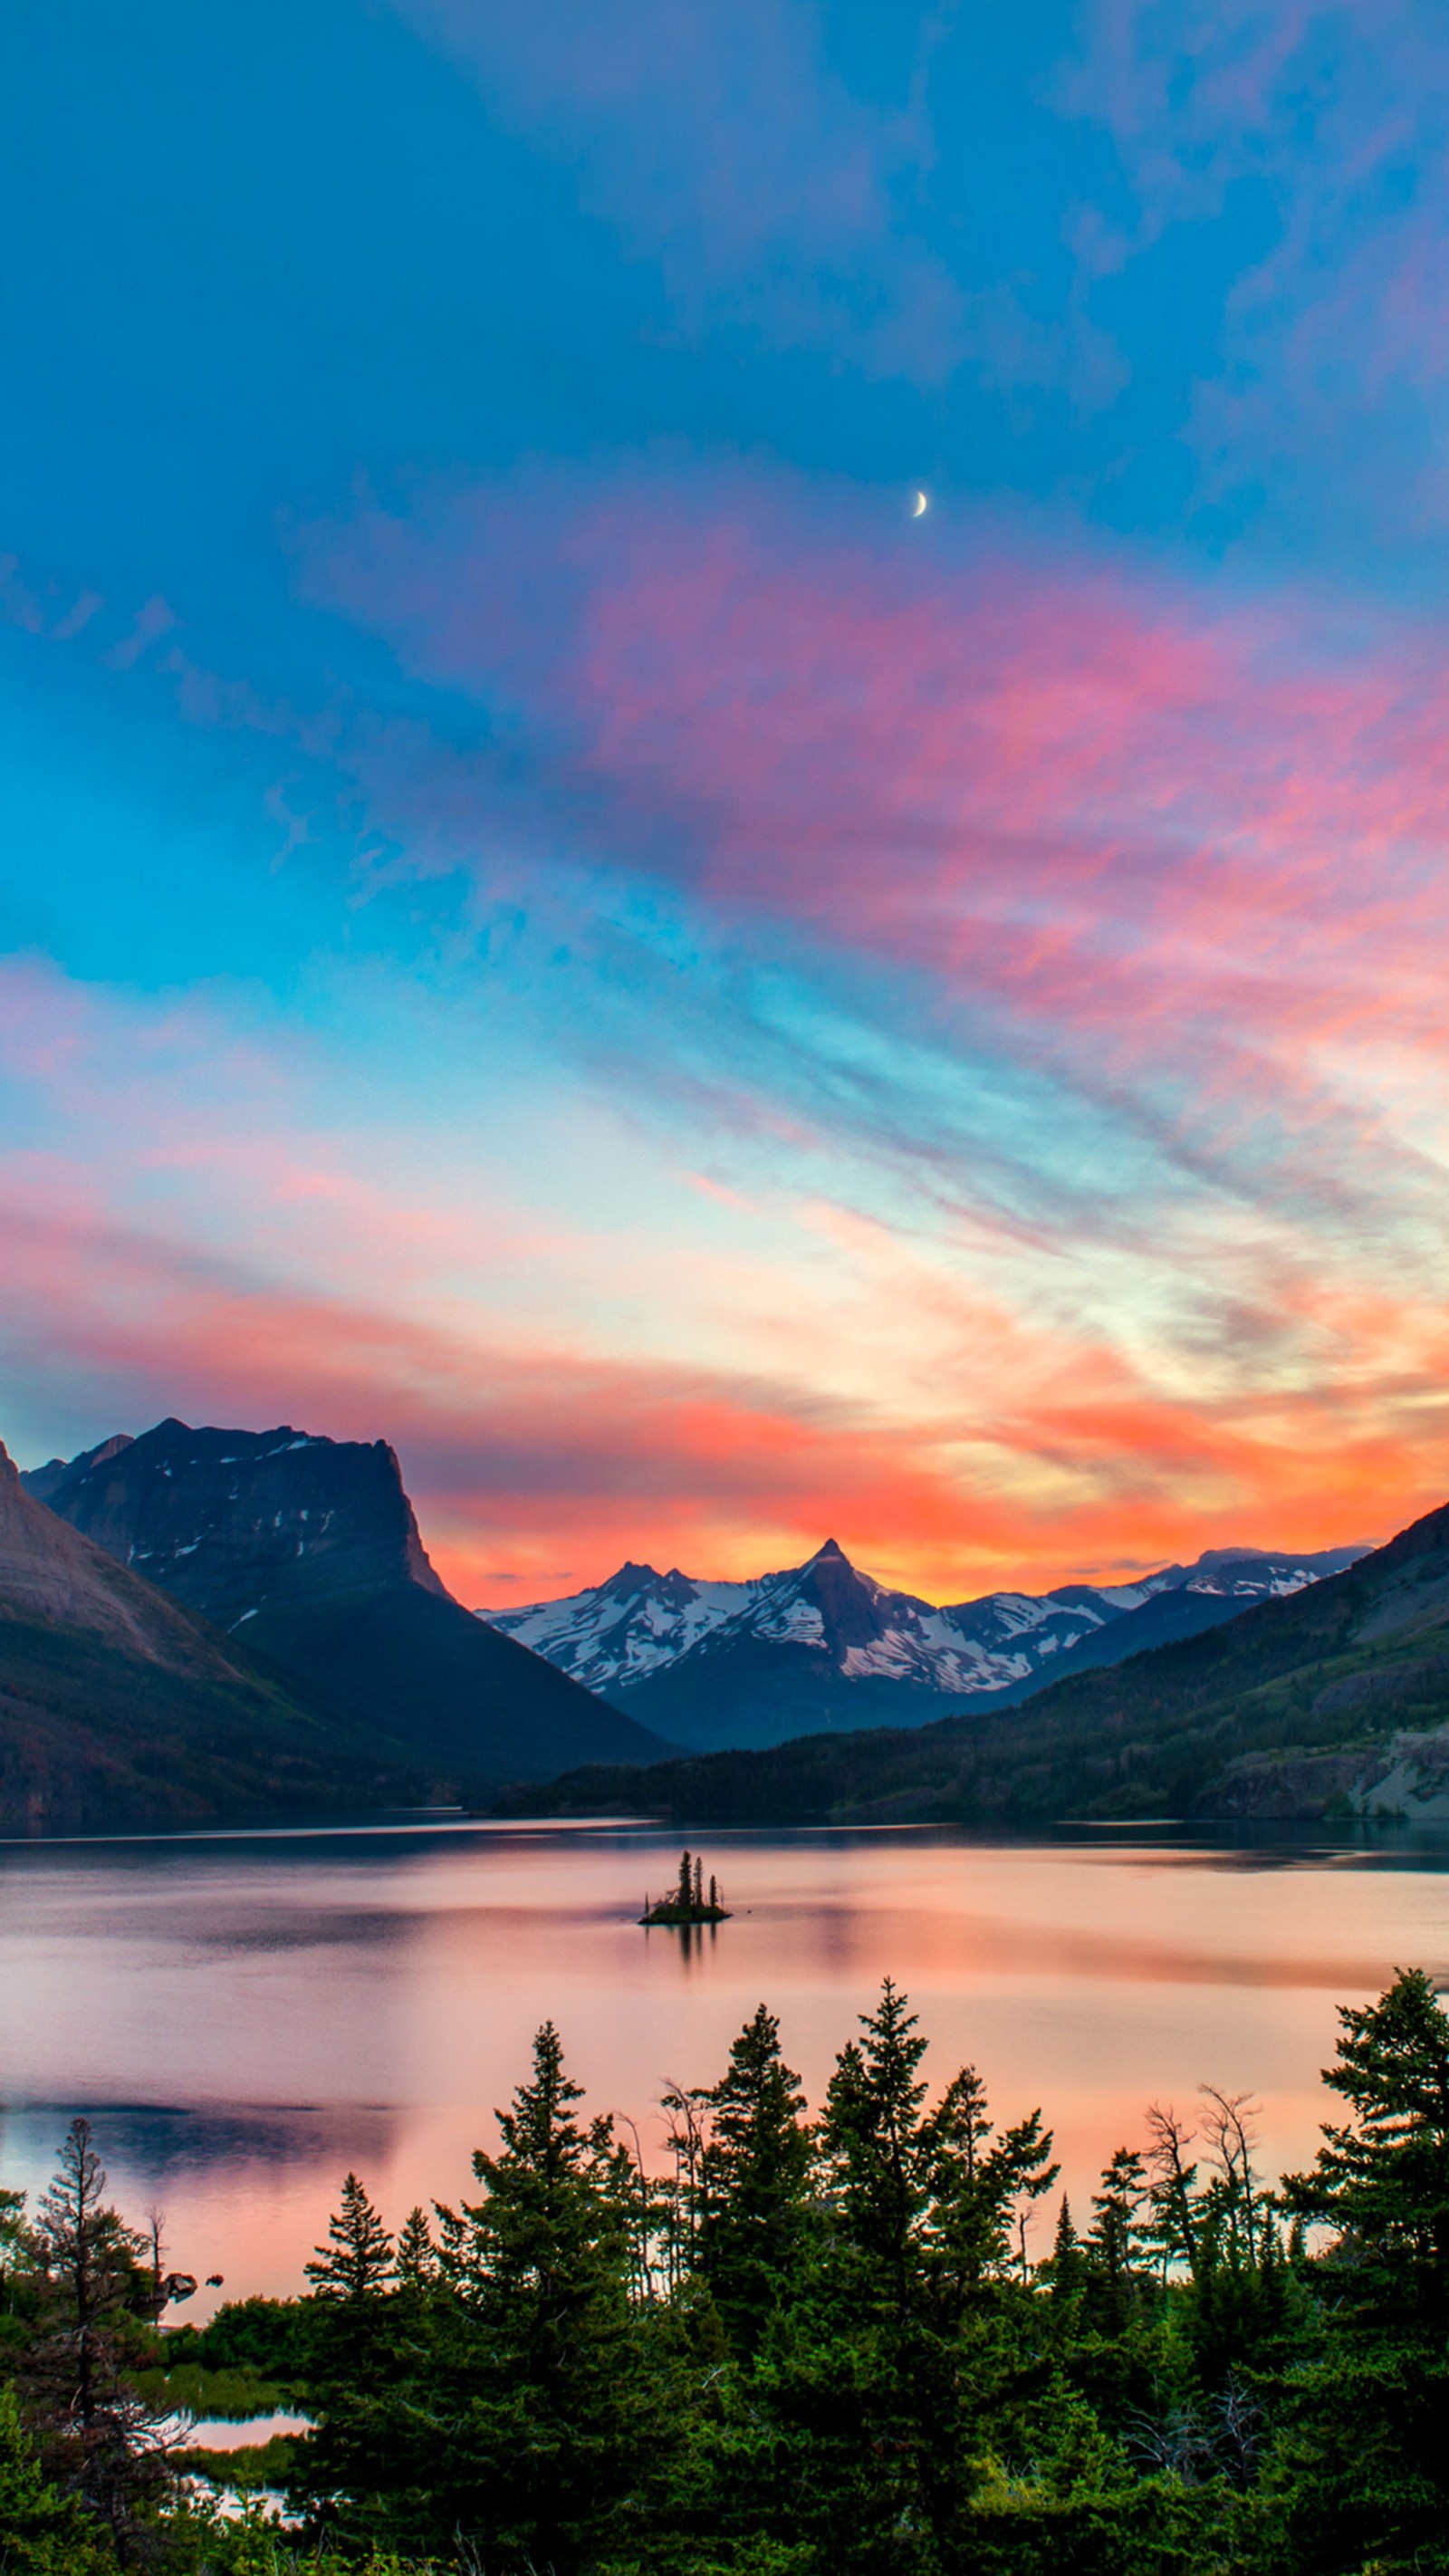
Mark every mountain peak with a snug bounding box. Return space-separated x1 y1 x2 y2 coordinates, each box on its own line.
811 1537 849 1563
601 1561 664 1596
34 1417 448 1621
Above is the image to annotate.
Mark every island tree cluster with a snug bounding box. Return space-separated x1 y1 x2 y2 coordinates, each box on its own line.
640 1850 730 1925
3 1972 1449 2572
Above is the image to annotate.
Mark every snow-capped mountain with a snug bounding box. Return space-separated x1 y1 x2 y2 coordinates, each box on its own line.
482 1535 1369 1753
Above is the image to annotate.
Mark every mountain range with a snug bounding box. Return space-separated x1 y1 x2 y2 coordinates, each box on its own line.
4 1418 670 1829
484 1533 1369 1751
502 1497 1449 1829
5 1406 1425 1835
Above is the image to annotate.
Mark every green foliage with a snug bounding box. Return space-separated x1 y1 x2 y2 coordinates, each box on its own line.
1282 1966 1449 2318
305 2176 395 2306
691 2004 813 2349
9 1971 1449 2575
0 2384 104 2571
164 2293 308 2381
1254 1969 1449 2572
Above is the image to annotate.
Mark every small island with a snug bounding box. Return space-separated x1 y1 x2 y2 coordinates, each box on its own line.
640 1849 731 1927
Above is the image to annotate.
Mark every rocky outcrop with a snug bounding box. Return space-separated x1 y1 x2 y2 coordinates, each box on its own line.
21 1432 134 1508
26 1418 446 1627
0 1438 389 1831
32 1418 676 1788
1199 1722 1449 1822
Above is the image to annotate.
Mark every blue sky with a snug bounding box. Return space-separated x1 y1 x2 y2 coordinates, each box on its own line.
5 0 1449 1600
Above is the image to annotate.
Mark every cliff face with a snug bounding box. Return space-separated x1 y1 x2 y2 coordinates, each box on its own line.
27 1418 446 1627
0 1438 392 1831
30 1418 677 1788
1 1437 235 1675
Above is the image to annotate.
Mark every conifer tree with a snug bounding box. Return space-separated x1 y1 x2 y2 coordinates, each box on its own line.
27 2119 168 2550
1282 1966 1449 2318
1089 2148 1149 2307
304 2174 394 2303
427 2022 668 2571
695 2004 812 2347
1047 2195 1088 2300
394 2206 437 2292
1260 1971 1449 2572
296 2167 399 2506
820 1978 931 2301
922 2063 1057 2314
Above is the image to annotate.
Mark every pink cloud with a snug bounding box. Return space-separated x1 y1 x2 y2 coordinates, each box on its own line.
298 462 1449 1216
1061 1 1449 542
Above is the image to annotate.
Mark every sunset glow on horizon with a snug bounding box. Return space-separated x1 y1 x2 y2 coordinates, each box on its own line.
5 0 1449 1606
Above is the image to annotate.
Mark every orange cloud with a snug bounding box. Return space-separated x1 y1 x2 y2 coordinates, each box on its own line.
4 1172 1444 1606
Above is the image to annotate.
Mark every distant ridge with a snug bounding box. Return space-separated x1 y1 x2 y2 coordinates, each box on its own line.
484 1533 1370 1753
21 1431 135 1508
32 1418 676 1791
502 1496 1449 1829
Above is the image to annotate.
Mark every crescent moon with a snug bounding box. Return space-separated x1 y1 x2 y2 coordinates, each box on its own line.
911 489 928 517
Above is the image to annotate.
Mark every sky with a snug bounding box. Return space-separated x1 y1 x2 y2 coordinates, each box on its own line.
5 0 1449 1605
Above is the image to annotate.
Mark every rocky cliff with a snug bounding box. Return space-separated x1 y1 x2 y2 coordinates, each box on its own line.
25 1418 446 1626
0 1439 392 1829
31 1418 675 1788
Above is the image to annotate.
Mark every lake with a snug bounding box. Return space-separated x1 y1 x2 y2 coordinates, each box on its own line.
4 1819 1448 2312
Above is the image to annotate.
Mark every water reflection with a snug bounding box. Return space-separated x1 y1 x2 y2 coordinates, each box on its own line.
3 1821 1448 2305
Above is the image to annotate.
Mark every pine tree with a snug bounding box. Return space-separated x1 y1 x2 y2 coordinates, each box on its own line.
695 2004 813 2348
1261 1971 1449 2572
304 2174 394 2302
921 2062 1057 2319
1282 1966 1449 2319
26 2119 168 2550
1089 2148 1149 2307
425 2022 670 2571
1047 2195 1088 2300
295 2166 399 2511
820 1978 930 2302
394 2206 437 2292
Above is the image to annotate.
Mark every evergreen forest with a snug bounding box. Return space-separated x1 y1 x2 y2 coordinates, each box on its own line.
4 1969 1448 2576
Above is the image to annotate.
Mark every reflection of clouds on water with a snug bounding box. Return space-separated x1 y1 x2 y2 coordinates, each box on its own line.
0 2100 397 2195
831 1905 1442 1995
193 1908 415 1959
3 1821 1449 2302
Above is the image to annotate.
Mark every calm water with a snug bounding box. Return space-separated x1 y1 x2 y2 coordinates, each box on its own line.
4 1820 1448 2311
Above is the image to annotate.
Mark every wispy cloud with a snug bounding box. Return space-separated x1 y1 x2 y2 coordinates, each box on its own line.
393 0 965 381
296 455 1449 1231
2 956 1444 1600
1060 0 1449 553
